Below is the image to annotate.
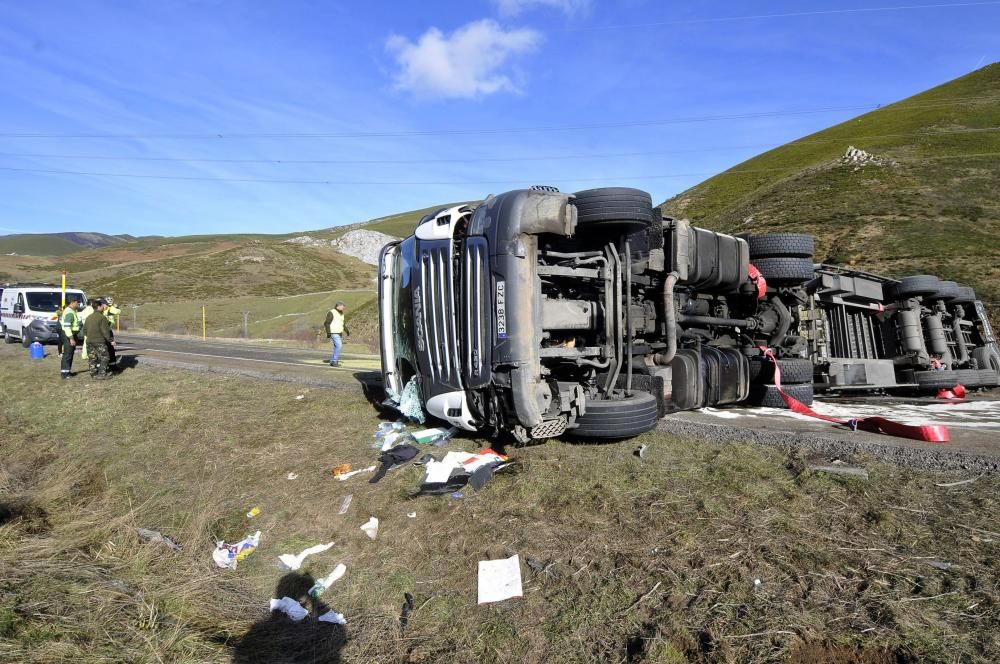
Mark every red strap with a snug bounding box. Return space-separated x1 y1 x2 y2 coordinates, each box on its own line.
758 347 950 443
747 263 767 300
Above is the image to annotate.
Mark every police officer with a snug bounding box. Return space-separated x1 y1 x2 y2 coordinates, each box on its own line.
59 295 82 379
83 299 115 380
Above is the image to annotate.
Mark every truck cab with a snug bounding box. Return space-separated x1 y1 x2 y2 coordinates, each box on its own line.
1 285 88 347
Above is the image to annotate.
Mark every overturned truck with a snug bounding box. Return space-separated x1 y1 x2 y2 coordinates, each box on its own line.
378 187 1000 442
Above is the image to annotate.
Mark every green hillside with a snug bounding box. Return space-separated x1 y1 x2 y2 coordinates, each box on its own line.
660 63 1000 300
0 232 130 256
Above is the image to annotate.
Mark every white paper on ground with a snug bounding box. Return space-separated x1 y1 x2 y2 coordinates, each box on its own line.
318 610 347 625
277 541 335 571
269 596 309 621
212 531 261 570
337 465 376 481
287 472 299 480
424 451 475 484
477 554 523 605
360 516 379 539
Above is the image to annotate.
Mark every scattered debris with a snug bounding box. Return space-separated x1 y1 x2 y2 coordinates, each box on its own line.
134 527 182 552
337 466 376 481
525 557 559 579
469 465 494 492
450 491 465 499
270 596 309 622
309 563 347 599
317 609 347 625
277 542 335 571
411 427 455 445
478 554 523 605
370 445 419 483
360 517 379 540
399 592 414 631
840 145 897 170
338 494 353 515
287 473 299 481
754 578 762 587
419 449 509 495
935 475 982 488
810 464 869 479
331 463 352 478
633 444 648 460
295 395 305 400
397 377 426 423
928 560 954 571
246 506 261 519
213 531 261 570
407 511 417 518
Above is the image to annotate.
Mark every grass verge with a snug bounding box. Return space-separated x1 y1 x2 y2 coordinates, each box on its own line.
0 347 997 663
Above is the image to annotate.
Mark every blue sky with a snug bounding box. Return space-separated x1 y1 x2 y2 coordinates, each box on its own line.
0 0 997 237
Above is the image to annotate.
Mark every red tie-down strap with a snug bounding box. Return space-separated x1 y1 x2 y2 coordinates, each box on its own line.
747 263 767 300
758 347 950 443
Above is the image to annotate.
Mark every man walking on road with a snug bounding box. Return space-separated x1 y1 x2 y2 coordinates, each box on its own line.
83 299 115 379
324 301 348 367
59 296 82 379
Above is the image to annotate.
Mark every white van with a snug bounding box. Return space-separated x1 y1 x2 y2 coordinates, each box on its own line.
1 284 88 347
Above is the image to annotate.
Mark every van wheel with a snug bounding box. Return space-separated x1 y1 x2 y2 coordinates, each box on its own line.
21 331 32 348
570 391 660 439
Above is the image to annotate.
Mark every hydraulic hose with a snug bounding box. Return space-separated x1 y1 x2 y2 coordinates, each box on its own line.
654 272 681 366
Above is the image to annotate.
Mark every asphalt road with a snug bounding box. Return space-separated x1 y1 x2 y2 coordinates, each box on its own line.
116 332 380 387
113 333 999 471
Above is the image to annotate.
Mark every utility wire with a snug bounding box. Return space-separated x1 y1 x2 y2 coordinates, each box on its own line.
0 127 996 165
0 152 996 186
0 97 997 140
562 1 1000 31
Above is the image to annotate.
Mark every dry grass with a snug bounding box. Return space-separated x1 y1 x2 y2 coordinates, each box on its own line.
0 346 998 663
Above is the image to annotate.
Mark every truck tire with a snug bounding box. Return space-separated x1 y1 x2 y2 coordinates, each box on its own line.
749 357 813 384
913 370 960 390
978 369 1000 388
751 257 814 284
887 275 940 300
572 187 654 230
972 345 1000 373
953 368 982 387
747 383 814 408
930 280 960 301
571 391 659 438
748 233 814 259
951 286 976 304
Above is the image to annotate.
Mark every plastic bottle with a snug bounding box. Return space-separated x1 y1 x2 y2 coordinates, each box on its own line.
308 563 347 599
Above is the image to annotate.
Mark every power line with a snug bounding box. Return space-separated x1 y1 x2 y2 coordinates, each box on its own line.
564 1 1000 31
0 127 996 165
0 97 997 140
0 152 996 186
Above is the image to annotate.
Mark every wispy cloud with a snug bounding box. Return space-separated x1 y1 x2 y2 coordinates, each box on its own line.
386 19 541 99
492 0 591 18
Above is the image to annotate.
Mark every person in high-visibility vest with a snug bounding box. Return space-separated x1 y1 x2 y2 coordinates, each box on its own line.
59 295 83 379
323 301 349 366
78 300 96 361
103 296 121 368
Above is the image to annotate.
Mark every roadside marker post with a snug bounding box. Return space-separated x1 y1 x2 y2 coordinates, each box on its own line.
61 271 66 308
202 306 207 340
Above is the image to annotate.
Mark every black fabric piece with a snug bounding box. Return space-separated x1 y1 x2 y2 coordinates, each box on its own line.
418 470 470 495
399 592 414 631
469 465 494 492
369 445 420 484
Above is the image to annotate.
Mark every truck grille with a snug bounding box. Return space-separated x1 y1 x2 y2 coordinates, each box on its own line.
419 243 461 385
462 237 490 387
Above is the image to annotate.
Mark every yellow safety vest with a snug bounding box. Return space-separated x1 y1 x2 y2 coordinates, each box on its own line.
105 304 121 326
328 309 344 335
61 308 80 336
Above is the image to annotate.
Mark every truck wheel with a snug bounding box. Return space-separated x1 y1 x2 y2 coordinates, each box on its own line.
572 187 654 231
930 280 960 301
751 257 814 284
951 286 976 304
749 357 813 384
886 275 940 300
972 345 1000 373
570 391 659 438
747 383 813 408
748 233 814 259
978 369 1000 387
953 368 983 387
913 370 960 390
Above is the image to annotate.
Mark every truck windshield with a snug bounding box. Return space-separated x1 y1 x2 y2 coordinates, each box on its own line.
380 236 419 396
26 291 86 312
390 237 418 367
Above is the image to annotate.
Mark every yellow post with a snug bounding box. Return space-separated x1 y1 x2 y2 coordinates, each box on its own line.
202 306 207 340
61 271 67 308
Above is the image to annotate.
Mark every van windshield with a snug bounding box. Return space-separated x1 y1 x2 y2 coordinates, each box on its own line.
26 291 86 312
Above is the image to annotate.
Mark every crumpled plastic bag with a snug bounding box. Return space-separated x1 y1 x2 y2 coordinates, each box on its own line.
277 541 335 571
213 531 261 570
269 596 309 622
398 376 426 423
318 610 347 625
360 517 379 540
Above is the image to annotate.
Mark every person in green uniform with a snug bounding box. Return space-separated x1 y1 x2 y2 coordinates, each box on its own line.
83 299 115 380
